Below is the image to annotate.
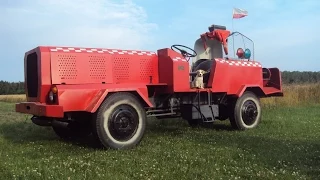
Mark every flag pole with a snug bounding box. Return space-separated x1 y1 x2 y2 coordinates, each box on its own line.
232 7 235 57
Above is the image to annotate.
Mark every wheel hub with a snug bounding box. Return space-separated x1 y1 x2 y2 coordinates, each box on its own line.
241 100 258 126
108 105 139 142
115 112 132 130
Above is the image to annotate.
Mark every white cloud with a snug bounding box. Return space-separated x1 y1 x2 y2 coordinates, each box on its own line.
1 0 158 50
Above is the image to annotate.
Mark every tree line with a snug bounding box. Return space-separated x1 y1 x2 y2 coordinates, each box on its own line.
0 71 320 94
0 81 25 95
281 71 320 84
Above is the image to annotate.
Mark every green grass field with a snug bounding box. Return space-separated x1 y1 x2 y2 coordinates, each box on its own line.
0 101 319 179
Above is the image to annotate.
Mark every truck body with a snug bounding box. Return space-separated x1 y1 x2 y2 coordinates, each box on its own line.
16 24 283 149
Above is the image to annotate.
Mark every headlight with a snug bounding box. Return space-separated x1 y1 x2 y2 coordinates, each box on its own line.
49 91 54 102
48 86 58 103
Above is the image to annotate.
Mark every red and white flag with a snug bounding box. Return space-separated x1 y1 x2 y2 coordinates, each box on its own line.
232 8 248 19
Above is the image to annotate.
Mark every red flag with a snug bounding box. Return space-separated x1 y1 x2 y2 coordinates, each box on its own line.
233 8 248 19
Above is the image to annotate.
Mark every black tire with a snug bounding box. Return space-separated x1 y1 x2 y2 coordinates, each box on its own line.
229 92 261 130
92 92 147 149
52 121 92 140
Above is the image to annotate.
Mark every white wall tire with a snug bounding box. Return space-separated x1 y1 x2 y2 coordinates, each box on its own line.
93 92 146 149
229 91 262 130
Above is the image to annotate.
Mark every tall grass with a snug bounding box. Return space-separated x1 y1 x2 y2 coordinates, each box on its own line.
1 84 320 108
0 94 26 103
261 83 320 108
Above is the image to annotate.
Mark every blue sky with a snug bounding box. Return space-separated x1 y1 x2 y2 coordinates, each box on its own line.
1 0 319 82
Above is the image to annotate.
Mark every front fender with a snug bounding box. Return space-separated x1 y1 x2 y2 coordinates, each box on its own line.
56 85 153 113
86 87 153 113
235 85 266 98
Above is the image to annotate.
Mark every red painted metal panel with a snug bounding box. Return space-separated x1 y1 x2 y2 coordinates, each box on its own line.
50 52 114 84
172 57 191 92
158 49 174 93
157 48 191 92
54 83 154 113
24 47 52 103
111 54 159 84
48 46 158 85
57 88 102 111
39 47 52 103
87 89 109 113
209 58 263 95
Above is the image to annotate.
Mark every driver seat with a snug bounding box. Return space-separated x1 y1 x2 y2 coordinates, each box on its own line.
190 37 224 86
192 37 224 65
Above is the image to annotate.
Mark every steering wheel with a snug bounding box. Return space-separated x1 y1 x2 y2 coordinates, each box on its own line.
171 44 197 59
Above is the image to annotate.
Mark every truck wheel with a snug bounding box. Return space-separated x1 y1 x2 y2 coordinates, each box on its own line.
229 92 261 130
93 92 146 149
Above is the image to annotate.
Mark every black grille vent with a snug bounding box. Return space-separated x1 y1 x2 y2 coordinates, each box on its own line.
26 52 38 97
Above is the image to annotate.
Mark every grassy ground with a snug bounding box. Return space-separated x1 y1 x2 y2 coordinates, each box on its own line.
0 101 319 179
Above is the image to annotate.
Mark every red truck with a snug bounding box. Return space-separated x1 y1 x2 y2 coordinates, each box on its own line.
16 24 283 149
